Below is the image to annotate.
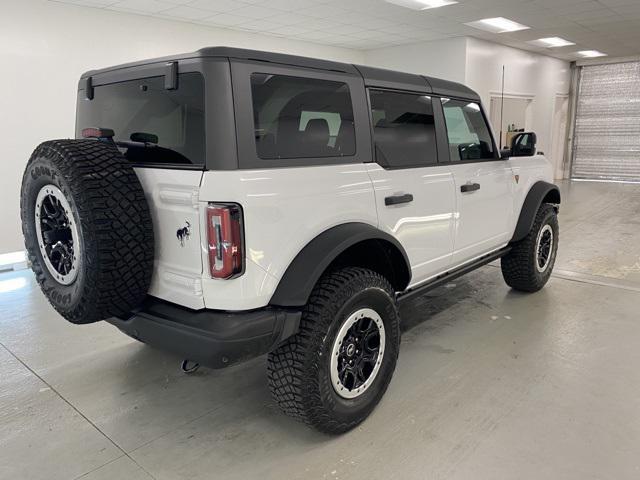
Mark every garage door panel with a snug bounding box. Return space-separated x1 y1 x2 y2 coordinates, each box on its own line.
572 62 640 182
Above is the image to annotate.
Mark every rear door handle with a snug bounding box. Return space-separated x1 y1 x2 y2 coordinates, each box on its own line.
460 182 480 193
385 193 414 206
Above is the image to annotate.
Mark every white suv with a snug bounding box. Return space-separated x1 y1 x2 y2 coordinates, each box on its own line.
20 47 560 434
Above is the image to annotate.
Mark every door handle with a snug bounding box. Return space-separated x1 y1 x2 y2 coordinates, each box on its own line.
460 182 480 193
385 193 414 206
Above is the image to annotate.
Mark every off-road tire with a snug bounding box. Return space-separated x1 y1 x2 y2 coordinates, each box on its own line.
267 267 400 434
501 203 558 292
20 140 154 324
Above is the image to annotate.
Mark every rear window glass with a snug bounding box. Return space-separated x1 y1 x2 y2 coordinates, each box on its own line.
76 73 205 166
369 89 437 168
250 73 355 159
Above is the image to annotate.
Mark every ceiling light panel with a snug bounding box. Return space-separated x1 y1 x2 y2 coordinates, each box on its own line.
465 17 530 34
578 50 607 58
385 0 458 11
528 37 576 48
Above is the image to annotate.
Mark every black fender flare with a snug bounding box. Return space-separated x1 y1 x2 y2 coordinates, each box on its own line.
511 181 561 242
269 222 411 307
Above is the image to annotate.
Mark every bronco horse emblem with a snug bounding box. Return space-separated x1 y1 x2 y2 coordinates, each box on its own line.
176 221 191 247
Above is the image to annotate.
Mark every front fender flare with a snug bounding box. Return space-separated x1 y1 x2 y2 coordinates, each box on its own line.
269 222 411 307
511 181 561 242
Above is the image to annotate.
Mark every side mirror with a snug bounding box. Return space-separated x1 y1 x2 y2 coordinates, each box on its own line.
500 147 511 159
511 132 537 157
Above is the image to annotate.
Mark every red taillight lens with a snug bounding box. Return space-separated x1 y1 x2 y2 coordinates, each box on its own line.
207 203 244 279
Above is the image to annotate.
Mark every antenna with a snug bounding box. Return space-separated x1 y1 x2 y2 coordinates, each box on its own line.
499 65 505 149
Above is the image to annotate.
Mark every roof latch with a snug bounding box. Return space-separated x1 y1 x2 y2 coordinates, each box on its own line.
84 76 94 100
164 61 178 90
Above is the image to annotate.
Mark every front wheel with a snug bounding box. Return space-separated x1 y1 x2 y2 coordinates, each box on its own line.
267 267 400 434
501 203 559 292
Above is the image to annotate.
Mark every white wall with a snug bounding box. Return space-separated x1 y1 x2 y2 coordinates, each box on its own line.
363 37 467 82
464 38 571 166
0 0 364 254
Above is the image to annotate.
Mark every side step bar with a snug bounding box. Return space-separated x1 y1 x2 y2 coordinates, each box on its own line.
398 247 511 303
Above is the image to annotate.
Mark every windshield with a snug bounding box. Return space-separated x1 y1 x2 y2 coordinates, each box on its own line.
76 73 205 167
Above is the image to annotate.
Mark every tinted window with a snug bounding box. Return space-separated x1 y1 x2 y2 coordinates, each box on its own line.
250 74 355 159
441 98 495 161
369 90 437 168
76 73 205 166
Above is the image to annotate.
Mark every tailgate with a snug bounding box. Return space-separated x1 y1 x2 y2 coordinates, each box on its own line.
135 167 205 309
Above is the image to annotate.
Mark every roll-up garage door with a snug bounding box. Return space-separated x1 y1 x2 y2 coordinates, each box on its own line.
572 61 640 182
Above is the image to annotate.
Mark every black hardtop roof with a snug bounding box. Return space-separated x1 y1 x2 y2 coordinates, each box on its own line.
81 46 480 101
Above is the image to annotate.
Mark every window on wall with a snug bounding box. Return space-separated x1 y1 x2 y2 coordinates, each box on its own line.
250 74 356 159
369 89 437 168
441 98 495 161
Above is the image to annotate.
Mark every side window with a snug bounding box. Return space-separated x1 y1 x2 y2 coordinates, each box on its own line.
441 98 495 162
369 89 437 168
250 73 355 159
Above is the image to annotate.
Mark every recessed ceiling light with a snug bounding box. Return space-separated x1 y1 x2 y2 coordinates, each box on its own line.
577 50 607 58
385 0 458 10
465 17 530 34
528 37 575 48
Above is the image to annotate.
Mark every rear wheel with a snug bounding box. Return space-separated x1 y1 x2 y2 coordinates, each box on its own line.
501 203 559 292
267 267 400 434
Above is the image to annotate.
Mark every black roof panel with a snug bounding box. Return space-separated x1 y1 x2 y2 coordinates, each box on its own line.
81 46 480 100
354 65 431 93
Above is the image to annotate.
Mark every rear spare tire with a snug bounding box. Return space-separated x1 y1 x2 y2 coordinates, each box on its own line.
20 140 154 324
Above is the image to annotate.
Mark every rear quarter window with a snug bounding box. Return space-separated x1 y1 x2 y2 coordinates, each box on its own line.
250 74 356 160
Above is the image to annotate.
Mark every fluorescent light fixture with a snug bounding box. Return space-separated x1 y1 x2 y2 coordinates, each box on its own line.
528 37 575 48
465 17 530 34
385 0 458 10
578 50 607 58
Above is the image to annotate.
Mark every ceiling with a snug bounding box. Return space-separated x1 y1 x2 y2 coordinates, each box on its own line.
50 0 640 60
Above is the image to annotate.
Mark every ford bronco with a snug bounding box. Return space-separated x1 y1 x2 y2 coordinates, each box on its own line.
20 47 560 434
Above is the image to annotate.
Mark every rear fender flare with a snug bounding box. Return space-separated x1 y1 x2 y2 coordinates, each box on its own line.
269 223 411 307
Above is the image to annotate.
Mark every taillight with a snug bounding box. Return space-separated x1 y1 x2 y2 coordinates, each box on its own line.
206 203 244 279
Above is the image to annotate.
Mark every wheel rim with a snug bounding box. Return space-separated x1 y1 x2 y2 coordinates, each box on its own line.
535 224 554 273
330 308 386 399
34 185 80 285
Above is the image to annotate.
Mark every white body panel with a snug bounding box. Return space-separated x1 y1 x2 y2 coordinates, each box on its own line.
135 168 205 310
137 156 553 312
198 163 378 310
366 163 456 287
449 160 515 265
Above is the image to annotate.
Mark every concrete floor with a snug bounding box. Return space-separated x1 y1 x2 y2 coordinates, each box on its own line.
1 180 640 480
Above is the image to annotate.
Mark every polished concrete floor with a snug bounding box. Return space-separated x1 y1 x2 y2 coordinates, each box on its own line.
1 180 640 480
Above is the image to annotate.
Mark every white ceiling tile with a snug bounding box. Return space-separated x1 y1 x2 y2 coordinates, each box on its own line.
236 18 284 30
267 24 313 35
229 4 280 19
55 0 120 6
159 5 215 19
263 12 315 26
46 0 640 59
199 12 251 26
110 0 175 13
188 0 246 12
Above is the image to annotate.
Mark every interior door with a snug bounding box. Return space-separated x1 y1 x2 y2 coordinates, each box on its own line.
439 97 514 266
366 89 456 287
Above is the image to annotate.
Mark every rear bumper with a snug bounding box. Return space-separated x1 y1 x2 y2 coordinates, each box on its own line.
107 297 301 369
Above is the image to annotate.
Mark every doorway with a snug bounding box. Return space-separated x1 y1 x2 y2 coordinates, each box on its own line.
489 95 534 149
